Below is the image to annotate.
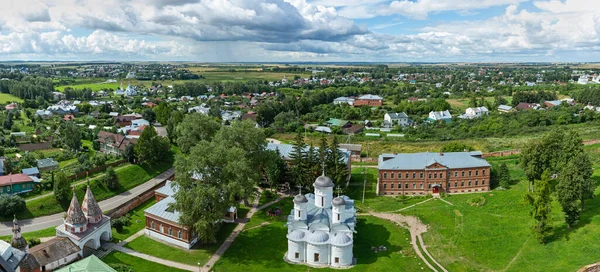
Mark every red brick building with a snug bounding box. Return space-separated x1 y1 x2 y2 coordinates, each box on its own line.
353 94 383 107
377 151 491 196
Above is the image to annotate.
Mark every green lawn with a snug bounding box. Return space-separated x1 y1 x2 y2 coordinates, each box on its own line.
0 93 24 103
6 151 174 221
345 167 432 213
258 190 279 207
112 198 157 242
0 226 56 242
102 251 188 272
124 222 239 266
398 154 600 272
212 215 427 272
245 197 293 230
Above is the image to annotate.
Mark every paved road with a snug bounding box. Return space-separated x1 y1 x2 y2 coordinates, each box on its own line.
0 168 175 236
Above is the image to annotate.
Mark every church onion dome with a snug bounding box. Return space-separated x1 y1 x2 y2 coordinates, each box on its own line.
82 185 103 220
65 189 87 226
314 174 334 188
294 194 308 204
332 196 346 206
287 230 306 242
330 233 353 247
307 230 329 244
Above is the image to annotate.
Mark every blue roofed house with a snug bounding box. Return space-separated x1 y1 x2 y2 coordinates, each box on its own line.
22 167 40 178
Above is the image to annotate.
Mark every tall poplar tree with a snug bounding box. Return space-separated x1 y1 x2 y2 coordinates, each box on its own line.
525 171 553 244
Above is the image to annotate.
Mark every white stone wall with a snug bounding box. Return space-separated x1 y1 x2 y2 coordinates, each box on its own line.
331 245 353 267
145 229 196 249
287 240 305 262
314 187 333 209
306 243 329 266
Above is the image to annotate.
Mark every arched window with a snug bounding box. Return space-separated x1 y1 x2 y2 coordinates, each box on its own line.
178 230 182 239
169 228 173 236
151 222 155 229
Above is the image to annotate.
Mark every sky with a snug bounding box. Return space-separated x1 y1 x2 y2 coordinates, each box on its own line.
0 0 599 62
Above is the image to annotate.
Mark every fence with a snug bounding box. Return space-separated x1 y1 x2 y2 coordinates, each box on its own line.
106 176 173 218
68 159 128 180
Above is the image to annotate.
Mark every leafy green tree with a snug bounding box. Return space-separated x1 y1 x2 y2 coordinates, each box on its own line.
166 110 184 142
213 120 266 170
441 142 474 152
175 113 220 153
153 102 171 125
142 109 156 124
556 158 587 227
0 194 25 217
101 167 119 190
263 150 285 191
123 144 136 163
135 126 169 164
53 171 71 202
525 171 553 244
170 140 255 243
499 163 511 189
59 122 81 152
111 214 131 232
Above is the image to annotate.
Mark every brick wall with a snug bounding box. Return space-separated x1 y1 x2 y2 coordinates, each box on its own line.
106 179 168 218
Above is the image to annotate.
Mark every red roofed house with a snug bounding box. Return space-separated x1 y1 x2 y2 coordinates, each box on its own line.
0 174 37 195
5 103 17 111
63 114 75 121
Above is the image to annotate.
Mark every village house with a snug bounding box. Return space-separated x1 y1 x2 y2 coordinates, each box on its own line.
383 112 412 127
34 110 53 119
353 94 383 107
459 106 489 119
377 151 491 196
96 131 137 156
427 110 452 123
36 158 59 172
333 97 355 106
516 102 540 111
114 114 142 127
326 118 351 129
5 103 17 111
0 174 38 195
0 236 26 271
497 105 514 113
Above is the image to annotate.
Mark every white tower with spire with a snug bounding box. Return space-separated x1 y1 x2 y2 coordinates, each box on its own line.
313 172 334 209
332 187 346 225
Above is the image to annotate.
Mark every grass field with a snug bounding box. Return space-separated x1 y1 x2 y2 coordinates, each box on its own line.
125 222 239 266
0 226 56 242
0 93 23 104
346 167 432 213
273 122 600 156
112 198 157 242
212 212 426 272
396 154 600 271
102 251 188 272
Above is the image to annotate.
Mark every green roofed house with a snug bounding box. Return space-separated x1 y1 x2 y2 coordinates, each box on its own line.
37 158 59 172
55 255 116 272
326 118 351 128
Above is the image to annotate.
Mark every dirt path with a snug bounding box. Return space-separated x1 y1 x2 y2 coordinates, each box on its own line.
501 237 530 272
202 190 287 272
370 212 448 272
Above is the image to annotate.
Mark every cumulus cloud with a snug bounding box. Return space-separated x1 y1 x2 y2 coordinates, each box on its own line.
0 30 188 57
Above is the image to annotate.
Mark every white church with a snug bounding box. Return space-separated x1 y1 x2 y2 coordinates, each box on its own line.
285 173 357 268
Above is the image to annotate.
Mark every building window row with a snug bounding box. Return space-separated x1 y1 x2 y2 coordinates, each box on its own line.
451 180 486 188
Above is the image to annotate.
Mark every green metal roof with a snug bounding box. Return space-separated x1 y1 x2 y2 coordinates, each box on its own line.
326 118 348 127
55 255 116 272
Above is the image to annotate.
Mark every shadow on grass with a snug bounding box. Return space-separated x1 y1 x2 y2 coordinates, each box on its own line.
353 217 400 265
549 176 600 243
